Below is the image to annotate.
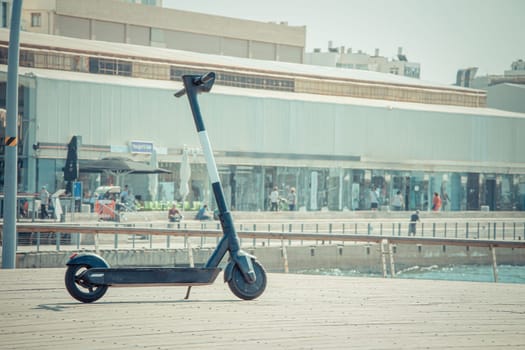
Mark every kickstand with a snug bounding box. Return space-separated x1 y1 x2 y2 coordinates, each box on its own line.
184 286 192 300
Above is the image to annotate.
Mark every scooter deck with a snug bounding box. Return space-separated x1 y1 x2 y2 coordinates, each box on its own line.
83 267 222 287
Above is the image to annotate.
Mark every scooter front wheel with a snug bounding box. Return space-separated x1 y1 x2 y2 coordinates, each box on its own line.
65 264 108 303
228 260 267 300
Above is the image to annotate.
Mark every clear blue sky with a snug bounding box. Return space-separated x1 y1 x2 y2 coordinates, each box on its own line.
163 0 525 85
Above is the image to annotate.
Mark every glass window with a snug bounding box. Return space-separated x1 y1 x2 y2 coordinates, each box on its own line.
31 13 41 27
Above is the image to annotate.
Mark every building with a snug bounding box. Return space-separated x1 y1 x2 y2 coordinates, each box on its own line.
305 44 421 79
1 0 524 213
456 60 525 114
1 28 524 213
0 0 305 64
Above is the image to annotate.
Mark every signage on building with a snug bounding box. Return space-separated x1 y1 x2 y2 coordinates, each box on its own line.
130 140 154 154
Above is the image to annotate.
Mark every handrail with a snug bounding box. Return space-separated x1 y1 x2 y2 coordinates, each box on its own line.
5 223 525 250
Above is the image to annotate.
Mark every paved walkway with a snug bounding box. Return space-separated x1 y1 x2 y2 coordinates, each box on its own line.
1 268 524 349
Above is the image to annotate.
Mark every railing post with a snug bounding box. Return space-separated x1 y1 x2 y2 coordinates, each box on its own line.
36 232 40 252
490 245 498 283
493 222 497 240
444 222 447 238
432 223 436 237
466 222 469 239
56 233 61 251
380 239 387 278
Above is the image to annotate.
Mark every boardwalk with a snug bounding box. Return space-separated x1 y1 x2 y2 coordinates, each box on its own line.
1 268 524 349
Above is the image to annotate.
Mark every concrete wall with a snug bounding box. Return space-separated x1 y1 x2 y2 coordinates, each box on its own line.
487 84 525 113
15 244 525 273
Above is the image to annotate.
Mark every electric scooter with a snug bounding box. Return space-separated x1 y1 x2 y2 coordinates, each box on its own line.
64 72 267 303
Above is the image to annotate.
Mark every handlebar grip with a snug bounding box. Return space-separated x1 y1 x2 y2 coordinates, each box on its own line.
194 72 214 85
174 88 186 98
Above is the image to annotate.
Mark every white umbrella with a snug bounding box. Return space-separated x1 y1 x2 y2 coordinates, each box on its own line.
179 149 191 209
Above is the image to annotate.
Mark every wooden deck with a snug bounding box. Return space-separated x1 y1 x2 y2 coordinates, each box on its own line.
0 268 524 349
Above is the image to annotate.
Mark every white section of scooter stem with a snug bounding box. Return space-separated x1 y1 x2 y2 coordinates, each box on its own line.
198 130 220 184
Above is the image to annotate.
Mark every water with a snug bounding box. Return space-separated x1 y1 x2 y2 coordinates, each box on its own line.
295 265 525 284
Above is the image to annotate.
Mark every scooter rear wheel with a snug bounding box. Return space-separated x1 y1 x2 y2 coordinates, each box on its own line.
228 260 267 300
65 264 108 303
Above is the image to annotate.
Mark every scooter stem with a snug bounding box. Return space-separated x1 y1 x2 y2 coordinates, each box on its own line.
178 73 246 270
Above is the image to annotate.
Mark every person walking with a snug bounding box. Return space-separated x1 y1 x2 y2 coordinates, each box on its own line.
39 186 50 219
270 186 279 211
287 187 297 211
432 192 442 211
369 186 379 211
408 209 420 236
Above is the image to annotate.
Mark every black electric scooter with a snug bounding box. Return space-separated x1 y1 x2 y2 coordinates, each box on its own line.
64 72 267 303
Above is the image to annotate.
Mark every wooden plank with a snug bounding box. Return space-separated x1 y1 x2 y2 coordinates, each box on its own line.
0 268 524 349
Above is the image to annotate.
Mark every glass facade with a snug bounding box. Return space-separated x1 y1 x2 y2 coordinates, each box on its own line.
8 153 525 212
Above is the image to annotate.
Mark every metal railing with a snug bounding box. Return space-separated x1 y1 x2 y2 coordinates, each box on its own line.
5 219 525 252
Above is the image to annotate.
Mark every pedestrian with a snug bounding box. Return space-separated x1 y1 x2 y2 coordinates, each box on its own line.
168 204 182 222
270 186 279 211
120 184 129 203
39 186 50 219
432 192 442 211
391 190 404 211
287 187 297 211
195 204 211 220
369 186 379 211
408 209 420 236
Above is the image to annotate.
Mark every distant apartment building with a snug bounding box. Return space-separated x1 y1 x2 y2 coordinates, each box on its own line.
0 0 305 64
457 59 525 113
304 43 421 79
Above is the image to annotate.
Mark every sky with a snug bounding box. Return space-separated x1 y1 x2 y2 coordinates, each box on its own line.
162 0 524 85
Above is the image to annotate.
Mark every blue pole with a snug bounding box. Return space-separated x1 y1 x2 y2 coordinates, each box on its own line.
2 0 23 269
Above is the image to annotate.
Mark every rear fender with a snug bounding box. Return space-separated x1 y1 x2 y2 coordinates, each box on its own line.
66 252 110 268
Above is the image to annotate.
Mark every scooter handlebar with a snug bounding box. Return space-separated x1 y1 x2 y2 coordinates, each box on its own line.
195 72 214 85
174 72 215 98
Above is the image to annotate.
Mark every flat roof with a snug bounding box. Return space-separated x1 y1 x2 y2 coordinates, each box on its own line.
0 29 483 94
2 64 522 119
